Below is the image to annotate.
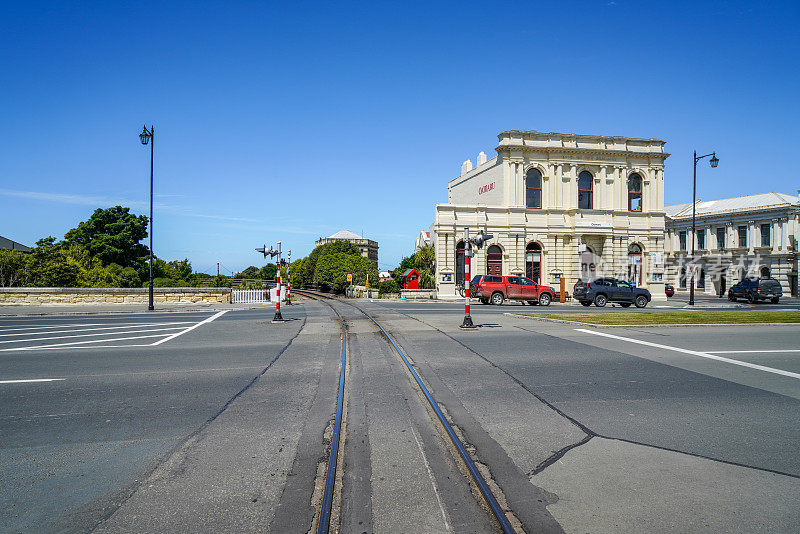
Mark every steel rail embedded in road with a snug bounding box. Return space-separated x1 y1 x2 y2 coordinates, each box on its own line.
296 290 515 534
297 291 346 534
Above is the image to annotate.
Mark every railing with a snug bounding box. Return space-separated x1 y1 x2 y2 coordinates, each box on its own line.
231 289 269 303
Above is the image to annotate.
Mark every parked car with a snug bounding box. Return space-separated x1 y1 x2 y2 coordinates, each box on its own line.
573 277 651 308
665 283 675 297
727 278 782 304
471 275 556 306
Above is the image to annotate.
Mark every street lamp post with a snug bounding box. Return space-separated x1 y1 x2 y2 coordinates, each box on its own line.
689 150 719 306
139 125 155 311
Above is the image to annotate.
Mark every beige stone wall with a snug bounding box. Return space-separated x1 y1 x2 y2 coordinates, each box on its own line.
0 288 232 305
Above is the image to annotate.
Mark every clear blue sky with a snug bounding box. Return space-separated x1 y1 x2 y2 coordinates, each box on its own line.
2 1 798 274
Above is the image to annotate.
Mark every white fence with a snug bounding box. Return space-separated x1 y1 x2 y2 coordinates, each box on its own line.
231 289 269 303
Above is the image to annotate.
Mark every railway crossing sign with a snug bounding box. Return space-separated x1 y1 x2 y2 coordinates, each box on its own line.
347 274 353 282
687 261 699 276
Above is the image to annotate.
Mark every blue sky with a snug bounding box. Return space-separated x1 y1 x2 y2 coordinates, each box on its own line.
2 1 798 274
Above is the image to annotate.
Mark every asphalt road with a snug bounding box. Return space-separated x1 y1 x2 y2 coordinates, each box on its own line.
0 306 305 533
2 299 798 533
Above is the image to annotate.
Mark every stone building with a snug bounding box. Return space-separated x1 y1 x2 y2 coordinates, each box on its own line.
432 130 669 299
664 192 800 297
315 230 379 266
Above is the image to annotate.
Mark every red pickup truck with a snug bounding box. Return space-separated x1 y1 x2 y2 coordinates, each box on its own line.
470 275 556 306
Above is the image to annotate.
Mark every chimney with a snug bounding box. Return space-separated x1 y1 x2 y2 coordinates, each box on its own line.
461 159 473 175
477 151 487 166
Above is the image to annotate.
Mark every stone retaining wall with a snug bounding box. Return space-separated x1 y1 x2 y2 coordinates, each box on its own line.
400 289 437 299
0 287 232 305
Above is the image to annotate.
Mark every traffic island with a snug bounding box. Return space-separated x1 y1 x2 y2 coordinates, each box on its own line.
510 311 800 327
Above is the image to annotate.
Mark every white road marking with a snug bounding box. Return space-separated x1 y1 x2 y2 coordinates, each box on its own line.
0 333 174 351
0 321 194 338
0 378 65 384
574 328 800 379
707 349 800 354
0 310 230 351
0 319 199 333
151 310 229 345
0 325 187 344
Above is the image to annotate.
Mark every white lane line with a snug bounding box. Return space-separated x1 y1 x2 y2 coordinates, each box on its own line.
0 378 66 384
0 321 194 338
707 349 800 354
0 334 172 351
574 328 800 379
0 325 187 344
151 310 229 345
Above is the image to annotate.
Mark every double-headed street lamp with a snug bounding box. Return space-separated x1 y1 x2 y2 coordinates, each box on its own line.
139 125 155 311
689 150 719 306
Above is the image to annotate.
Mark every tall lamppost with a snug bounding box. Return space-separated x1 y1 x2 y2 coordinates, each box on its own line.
689 150 719 306
139 125 155 311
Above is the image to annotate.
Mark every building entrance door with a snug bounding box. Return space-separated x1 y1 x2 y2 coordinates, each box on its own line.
487 245 502 276
526 243 541 283
719 274 727 297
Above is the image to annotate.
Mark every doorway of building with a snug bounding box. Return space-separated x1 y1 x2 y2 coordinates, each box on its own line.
455 241 465 285
719 274 727 297
526 243 541 283
627 244 642 286
487 245 502 276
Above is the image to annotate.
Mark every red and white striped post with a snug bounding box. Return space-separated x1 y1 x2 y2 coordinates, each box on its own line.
460 228 476 329
273 241 284 322
285 249 292 305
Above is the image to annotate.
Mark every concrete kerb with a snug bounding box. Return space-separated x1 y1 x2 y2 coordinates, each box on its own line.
0 302 267 317
504 312 800 328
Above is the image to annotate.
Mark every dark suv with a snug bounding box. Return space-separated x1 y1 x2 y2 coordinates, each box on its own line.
471 275 556 306
728 278 782 304
574 277 651 308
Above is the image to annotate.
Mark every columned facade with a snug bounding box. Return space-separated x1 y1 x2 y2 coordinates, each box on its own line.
433 130 669 299
664 193 800 297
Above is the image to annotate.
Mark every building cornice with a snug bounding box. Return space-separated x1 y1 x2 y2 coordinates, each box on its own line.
495 144 670 161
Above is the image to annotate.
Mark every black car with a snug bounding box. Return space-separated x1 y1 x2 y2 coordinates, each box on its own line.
574 277 651 308
728 278 782 304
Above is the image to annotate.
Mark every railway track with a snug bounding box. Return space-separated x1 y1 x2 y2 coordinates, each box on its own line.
294 289 516 534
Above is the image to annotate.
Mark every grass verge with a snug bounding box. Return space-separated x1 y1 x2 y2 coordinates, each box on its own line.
515 311 800 325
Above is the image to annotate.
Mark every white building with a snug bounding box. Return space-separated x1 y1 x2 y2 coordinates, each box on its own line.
414 230 431 252
432 130 669 299
665 192 800 297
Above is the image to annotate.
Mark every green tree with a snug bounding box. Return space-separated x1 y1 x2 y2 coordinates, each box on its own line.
235 266 259 279
413 244 436 289
392 255 415 284
257 263 277 280
63 206 149 269
0 249 30 287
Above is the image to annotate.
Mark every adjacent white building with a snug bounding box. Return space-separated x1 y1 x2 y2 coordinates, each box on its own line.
431 130 670 299
665 192 800 297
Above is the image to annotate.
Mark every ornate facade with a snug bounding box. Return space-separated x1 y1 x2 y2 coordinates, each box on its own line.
664 193 800 297
432 130 669 299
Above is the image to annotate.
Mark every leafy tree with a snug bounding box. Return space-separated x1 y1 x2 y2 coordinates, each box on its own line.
392 255 415 284
413 244 436 289
378 279 399 295
0 249 30 287
28 237 82 287
235 266 260 279
210 274 233 287
314 252 378 293
63 206 149 269
257 263 277 280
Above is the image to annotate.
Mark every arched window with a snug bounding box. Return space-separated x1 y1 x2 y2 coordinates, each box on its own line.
578 171 593 209
760 266 771 279
526 168 542 209
526 242 542 283
627 244 642 286
628 173 642 211
487 245 502 276
455 241 465 285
